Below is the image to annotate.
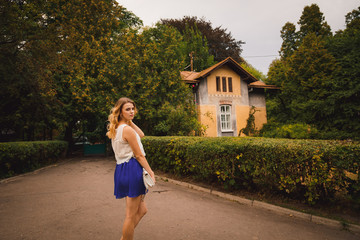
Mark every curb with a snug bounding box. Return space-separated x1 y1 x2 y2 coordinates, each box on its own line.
158 176 360 235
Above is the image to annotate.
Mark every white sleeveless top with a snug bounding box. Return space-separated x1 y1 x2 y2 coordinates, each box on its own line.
111 124 146 165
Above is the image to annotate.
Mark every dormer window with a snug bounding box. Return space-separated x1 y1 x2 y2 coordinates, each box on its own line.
216 76 221 92
228 77 233 92
216 76 233 93
222 77 227 92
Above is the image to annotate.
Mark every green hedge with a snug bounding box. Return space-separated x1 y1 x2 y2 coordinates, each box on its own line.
260 123 319 139
142 136 360 205
0 140 68 179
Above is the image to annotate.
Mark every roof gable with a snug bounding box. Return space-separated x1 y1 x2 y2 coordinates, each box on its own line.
181 57 259 83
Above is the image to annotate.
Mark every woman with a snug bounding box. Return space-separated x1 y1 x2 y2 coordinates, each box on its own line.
106 97 155 240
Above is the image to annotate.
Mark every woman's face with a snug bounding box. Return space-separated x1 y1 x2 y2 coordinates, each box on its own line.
121 102 135 121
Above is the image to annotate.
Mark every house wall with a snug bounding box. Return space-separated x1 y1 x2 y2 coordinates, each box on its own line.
207 66 241 96
197 76 208 105
249 89 267 130
196 76 217 137
249 89 266 107
236 105 250 136
196 66 252 137
195 65 269 137
253 107 267 130
197 105 217 137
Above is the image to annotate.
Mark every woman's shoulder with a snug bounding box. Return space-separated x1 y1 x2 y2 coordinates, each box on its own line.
116 123 127 129
113 124 129 141
122 125 136 137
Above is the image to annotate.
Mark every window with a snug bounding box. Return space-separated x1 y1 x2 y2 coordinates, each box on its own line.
228 77 233 92
216 76 221 92
217 76 233 93
222 77 227 92
220 105 231 131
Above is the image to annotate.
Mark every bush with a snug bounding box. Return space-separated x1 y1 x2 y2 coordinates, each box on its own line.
142 136 360 205
261 122 359 141
260 122 318 139
152 102 205 136
0 140 68 178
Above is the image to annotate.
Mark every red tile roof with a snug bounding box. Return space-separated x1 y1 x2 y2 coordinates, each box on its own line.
181 57 258 83
248 80 280 89
180 71 200 83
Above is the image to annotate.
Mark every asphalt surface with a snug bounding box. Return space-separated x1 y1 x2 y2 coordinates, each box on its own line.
0 157 358 240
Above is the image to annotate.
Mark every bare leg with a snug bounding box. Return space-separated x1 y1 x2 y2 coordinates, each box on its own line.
121 196 148 240
134 198 147 228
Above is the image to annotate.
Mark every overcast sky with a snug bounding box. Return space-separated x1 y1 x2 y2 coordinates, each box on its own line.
116 0 359 75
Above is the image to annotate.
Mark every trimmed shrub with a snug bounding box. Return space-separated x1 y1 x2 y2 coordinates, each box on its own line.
260 122 319 139
142 136 360 205
0 141 68 178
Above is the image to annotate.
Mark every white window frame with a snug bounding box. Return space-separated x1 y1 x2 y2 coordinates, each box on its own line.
220 105 232 131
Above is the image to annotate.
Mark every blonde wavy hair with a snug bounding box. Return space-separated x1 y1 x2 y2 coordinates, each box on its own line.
106 97 136 139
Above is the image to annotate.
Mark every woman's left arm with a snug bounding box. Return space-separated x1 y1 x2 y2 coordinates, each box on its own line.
128 121 145 138
123 126 155 182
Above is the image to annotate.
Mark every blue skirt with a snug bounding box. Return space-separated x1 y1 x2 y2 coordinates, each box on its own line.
114 157 147 199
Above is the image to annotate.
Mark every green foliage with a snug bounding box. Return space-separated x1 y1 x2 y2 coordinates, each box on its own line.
325 6 360 137
240 63 266 82
153 101 204 136
260 122 318 139
0 0 61 141
143 136 360 205
119 6 143 29
49 0 127 145
288 33 337 125
280 22 298 59
107 23 202 136
0 141 68 178
269 33 338 126
1 0 203 145
0 0 128 143
161 16 245 63
181 24 215 71
297 4 332 38
267 4 360 139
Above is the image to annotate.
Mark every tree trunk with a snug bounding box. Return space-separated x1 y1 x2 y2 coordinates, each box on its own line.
64 122 75 156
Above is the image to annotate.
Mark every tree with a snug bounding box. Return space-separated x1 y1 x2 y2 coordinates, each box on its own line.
325 6 360 136
46 0 143 146
240 63 266 82
119 6 143 29
267 5 360 139
278 4 332 61
285 33 338 126
345 6 360 28
279 22 298 59
161 16 245 63
269 33 338 127
0 0 60 140
181 25 215 71
106 24 202 136
298 4 332 39
1 0 204 144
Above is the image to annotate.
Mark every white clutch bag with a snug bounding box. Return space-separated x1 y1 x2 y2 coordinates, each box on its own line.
143 169 155 189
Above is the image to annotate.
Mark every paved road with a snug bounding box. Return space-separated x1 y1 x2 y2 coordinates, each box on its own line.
0 157 358 240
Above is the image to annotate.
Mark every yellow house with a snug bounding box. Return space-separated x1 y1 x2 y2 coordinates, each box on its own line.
181 57 278 137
